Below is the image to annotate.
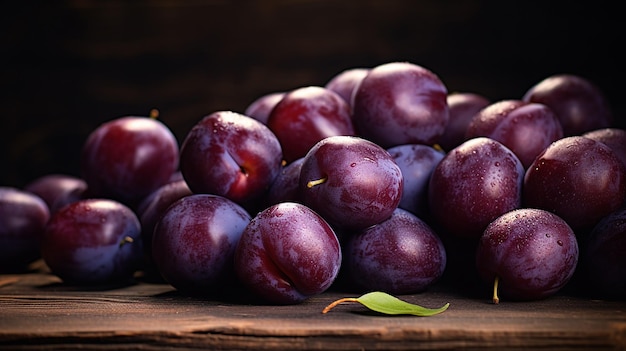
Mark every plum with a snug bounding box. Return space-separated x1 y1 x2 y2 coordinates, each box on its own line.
476 208 579 303
344 208 446 294
41 198 143 285
234 202 341 305
299 135 403 231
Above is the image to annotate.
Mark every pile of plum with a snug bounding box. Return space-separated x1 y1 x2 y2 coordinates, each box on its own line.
2 61 625 304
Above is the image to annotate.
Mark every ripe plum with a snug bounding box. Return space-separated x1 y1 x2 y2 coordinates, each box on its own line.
24 174 87 214
179 111 283 211
428 137 525 239
522 74 613 136
324 67 370 107
234 202 341 304
0 187 50 271
523 136 626 233
465 100 563 168
136 179 192 277
267 86 356 163
80 116 179 205
244 91 285 125
351 61 449 148
41 198 143 284
344 208 446 294
476 208 579 303
439 92 490 152
387 144 444 218
299 135 403 231
151 194 251 294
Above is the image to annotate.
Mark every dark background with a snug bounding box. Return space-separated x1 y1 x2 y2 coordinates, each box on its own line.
1 0 624 188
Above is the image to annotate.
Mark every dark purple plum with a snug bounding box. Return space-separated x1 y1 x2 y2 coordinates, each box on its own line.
0 187 50 271
80 116 179 205
234 202 341 304
267 86 356 163
244 91 285 125
179 111 283 212
583 128 626 168
24 174 88 214
522 74 613 136
476 208 579 303
324 67 370 107
465 100 564 168
151 194 251 294
351 61 449 148
41 198 142 285
523 136 626 233
386 144 444 218
439 92 490 152
299 135 403 231
582 207 626 299
265 157 305 207
344 208 446 294
135 179 192 277
428 137 525 239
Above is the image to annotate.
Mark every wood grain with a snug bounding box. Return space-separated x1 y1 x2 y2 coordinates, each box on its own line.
1 272 626 350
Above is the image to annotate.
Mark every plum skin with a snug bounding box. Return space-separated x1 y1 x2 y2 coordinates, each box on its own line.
428 137 525 239
523 136 626 232
299 135 404 231
0 187 50 271
179 111 283 210
151 194 251 294
344 208 447 294
234 202 342 305
41 198 143 285
80 116 179 205
476 208 579 302
351 61 449 148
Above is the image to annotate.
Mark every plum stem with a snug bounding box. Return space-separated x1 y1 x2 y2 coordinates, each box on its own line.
322 297 359 314
307 177 328 188
119 236 134 248
493 276 500 304
149 109 160 119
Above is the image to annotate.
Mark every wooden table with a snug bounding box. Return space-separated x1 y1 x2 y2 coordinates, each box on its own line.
2 267 626 350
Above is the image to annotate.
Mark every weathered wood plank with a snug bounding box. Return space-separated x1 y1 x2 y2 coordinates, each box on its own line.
1 272 626 350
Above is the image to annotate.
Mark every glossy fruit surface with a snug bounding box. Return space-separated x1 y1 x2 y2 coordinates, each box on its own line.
244 91 285 125
267 86 355 163
583 207 626 299
439 92 490 152
0 187 50 271
265 157 305 207
351 61 449 148
522 74 613 136
41 198 142 284
583 128 626 168
523 136 626 232
299 135 403 230
428 137 524 238
465 100 563 168
136 179 192 276
24 174 88 214
476 208 578 302
234 202 341 304
80 116 179 205
324 67 370 107
179 111 283 211
344 208 446 294
152 194 251 294
387 144 444 218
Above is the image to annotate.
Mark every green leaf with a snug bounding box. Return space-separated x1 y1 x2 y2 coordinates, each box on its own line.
322 291 449 316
